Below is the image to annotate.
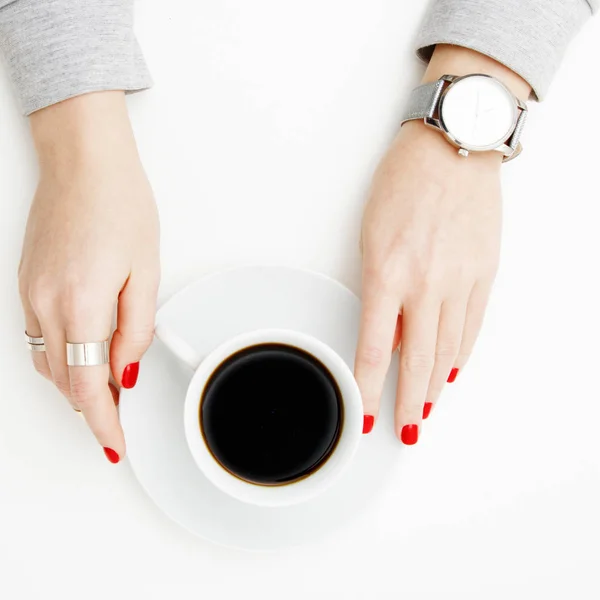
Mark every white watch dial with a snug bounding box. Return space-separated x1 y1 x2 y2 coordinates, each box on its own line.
439 75 518 151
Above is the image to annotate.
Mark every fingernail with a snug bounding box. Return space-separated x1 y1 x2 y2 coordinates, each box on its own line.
401 424 419 445
363 414 375 434
103 447 120 464
122 362 140 389
422 402 432 419
447 368 459 383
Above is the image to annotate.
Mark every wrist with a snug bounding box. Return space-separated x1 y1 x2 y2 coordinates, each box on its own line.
400 119 503 169
30 91 141 175
423 45 531 102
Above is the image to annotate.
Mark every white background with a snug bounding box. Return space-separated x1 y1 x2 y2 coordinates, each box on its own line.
1 2 599 598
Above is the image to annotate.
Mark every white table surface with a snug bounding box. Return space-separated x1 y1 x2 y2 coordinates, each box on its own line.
1 2 599 599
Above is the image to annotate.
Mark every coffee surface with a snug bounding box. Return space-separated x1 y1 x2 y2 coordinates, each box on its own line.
201 343 342 485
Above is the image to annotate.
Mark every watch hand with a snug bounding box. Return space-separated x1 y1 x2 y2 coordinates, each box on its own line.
473 90 481 137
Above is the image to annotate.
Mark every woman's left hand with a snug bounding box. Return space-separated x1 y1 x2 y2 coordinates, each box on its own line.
355 44 532 445
355 120 502 443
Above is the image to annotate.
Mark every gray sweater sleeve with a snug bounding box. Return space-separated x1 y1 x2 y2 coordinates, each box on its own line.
416 0 598 100
0 1 596 114
0 0 152 115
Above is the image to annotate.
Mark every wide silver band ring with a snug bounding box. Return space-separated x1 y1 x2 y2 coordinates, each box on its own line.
66 340 109 367
25 331 45 352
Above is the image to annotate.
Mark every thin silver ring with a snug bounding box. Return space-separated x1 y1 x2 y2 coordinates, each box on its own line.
66 340 109 367
25 332 45 345
28 343 46 352
25 331 46 352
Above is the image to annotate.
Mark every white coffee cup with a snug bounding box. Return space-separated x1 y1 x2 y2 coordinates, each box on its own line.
155 324 363 507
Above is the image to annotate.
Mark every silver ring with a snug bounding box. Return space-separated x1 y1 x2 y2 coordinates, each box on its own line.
25 331 45 352
66 340 109 367
25 332 45 345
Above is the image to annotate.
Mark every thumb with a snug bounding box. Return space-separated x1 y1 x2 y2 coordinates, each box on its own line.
111 273 158 389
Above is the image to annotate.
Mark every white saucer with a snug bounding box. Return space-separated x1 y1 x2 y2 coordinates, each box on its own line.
120 266 400 550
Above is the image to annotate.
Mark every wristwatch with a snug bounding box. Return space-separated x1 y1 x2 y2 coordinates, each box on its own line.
401 74 528 162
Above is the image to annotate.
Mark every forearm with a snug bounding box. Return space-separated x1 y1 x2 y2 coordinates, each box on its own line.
31 92 141 179
423 45 531 102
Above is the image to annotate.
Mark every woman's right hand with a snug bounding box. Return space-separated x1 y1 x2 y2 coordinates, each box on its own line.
18 92 160 463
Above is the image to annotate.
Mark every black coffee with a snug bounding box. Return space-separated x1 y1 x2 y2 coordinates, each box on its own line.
200 343 343 486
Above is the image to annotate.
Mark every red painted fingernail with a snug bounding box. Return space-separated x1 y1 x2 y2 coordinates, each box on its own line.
103 447 120 464
363 414 375 434
447 368 459 383
401 424 419 445
422 402 432 419
122 362 140 389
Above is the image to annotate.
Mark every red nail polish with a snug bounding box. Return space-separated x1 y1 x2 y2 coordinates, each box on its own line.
103 447 120 464
422 402 432 419
447 368 459 383
363 414 375 434
401 424 419 445
122 362 140 389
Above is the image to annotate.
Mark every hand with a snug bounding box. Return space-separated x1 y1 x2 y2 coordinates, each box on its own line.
355 120 501 443
18 92 160 463
355 47 530 444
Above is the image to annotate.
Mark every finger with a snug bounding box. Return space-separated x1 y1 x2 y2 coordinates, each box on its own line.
392 313 403 353
73 385 118 413
110 273 158 389
395 299 440 444
109 382 120 407
22 296 51 381
67 307 125 462
451 282 492 379
69 360 125 462
40 324 73 402
354 272 401 429
423 298 468 418
30 289 78 407
74 382 119 414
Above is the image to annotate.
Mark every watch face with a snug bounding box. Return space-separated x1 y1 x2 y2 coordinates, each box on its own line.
439 75 518 151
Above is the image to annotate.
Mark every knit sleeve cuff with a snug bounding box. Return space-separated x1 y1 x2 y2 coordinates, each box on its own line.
415 0 594 100
0 0 152 115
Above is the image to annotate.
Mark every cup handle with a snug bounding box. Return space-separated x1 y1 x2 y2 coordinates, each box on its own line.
154 323 204 371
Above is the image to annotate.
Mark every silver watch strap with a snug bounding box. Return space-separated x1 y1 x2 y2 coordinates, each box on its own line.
401 80 446 123
508 108 528 152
